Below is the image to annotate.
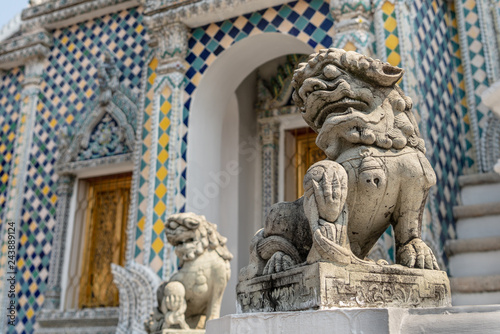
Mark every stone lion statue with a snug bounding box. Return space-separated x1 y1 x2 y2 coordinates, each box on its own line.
239 48 439 283
145 213 233 332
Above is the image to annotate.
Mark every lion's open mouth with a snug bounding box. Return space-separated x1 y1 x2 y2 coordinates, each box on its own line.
315 97 368 128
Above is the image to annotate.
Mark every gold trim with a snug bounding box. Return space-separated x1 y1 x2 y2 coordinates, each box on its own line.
295 131 327 198
78 173 131 308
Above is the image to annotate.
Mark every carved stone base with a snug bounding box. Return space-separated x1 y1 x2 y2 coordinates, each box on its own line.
237 262 451 312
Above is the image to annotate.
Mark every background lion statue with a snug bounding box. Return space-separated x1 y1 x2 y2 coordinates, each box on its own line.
145 212 232 332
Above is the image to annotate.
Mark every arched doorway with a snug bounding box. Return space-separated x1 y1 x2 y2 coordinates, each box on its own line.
187 32 313 314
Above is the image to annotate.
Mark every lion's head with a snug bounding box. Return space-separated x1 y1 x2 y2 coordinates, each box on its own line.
165 213 233 266
292 48 425 160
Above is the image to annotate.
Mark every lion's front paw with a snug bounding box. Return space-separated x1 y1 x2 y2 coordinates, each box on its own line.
262 251 296 275
397 238 439 270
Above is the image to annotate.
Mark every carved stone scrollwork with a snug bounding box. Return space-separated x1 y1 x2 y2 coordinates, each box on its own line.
147 21 188 75
259 119 280 219
111 262 162 334
481 80 500 173
45 174 75 310
482 116 500 172
0 29 53 70
55 51 139 174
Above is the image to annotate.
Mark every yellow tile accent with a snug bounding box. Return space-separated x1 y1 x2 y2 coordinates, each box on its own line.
51 195 57 204
136 25 144 33
20 234 28 246
384 17 397 33
343 41 357 52
385 34 399 51
220 35 233 49
155 183 167 198
158 133 169 147
154 200 166 216
86 89 93 98
382 1 395 14
192 42 205 56
191 72 202 86
138 216 145 231
448 82 453 94
8 132 15 142
150 57 159 69
156 166 168 181
160 100 171 116
464 0 475 11
1 174 7 184
206 23 219 37
387 52 401 66
66 114 74 124
159 117 170 131
151 237 164 254
61 36 69 45
50 119 57 128
42 185 50 195
153 219 164 235
234 16 248 30
0 144 5 152
157 149 168 164
26 308 34 319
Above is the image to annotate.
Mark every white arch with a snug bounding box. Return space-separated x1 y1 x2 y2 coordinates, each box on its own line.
186 32 313 222
186 32 313 315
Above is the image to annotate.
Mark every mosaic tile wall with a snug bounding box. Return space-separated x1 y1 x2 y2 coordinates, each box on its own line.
455 0 495 173
4 8 148 333
0 0 487 332
134 56 156 267
0 69 23 221
411 0 467 258
0 68 24 332
382 1 401 67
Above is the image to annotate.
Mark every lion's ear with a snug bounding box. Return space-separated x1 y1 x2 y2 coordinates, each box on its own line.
184 218 200 230
376 63 404 86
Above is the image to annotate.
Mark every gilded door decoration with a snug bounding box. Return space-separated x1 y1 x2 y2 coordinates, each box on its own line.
79 174 131 308
295 130 327 198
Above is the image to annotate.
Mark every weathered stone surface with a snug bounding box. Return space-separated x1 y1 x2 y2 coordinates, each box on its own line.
238 48 451 312
237 262 450 313
152 330 205 334
146 213 233 332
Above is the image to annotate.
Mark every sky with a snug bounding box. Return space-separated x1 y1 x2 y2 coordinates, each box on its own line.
0 0 30 29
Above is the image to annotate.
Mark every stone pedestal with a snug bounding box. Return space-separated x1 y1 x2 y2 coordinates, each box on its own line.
206 305 500 334
237 262 451 312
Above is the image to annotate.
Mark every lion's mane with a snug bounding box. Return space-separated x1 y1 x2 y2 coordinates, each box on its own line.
166 213 233 264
